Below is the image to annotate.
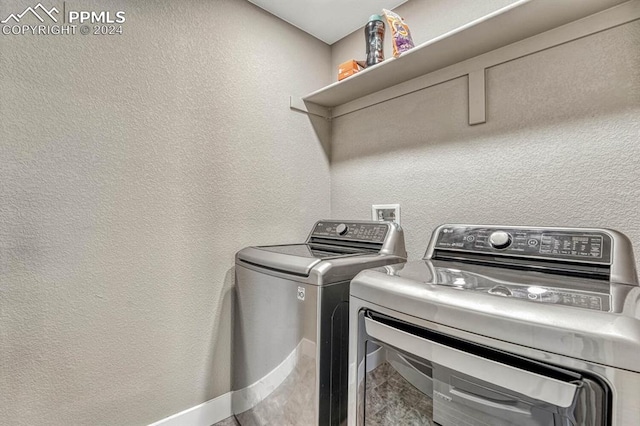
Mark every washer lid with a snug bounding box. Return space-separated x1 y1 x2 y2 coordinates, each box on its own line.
237 244 362 277
258 243 366 259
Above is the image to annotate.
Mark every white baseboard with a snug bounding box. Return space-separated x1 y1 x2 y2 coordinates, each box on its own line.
149 392 232 426
149 338 316 426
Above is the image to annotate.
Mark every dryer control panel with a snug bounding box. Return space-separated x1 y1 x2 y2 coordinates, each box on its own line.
433 225 612 265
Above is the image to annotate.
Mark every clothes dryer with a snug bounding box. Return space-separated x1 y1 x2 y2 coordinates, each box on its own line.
349 224 638 425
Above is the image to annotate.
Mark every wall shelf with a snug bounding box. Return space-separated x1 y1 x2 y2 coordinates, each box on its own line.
291 0 639 124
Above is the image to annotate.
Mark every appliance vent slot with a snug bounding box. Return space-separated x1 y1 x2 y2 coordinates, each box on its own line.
308 237 382 253
433 250 610 280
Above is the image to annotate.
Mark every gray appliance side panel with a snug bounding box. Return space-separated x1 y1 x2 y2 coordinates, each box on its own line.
309 254 407 285
317 281 351 425
233 264 318 391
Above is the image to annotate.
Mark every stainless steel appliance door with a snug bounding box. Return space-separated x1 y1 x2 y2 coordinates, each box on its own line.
357 311 607 426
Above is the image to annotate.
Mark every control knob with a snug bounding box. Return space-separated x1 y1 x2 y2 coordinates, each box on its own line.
336 223 349 236
489 231 512 249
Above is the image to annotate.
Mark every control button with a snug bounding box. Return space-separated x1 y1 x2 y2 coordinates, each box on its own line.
527 238 539 247
336 223 348 236
465 235 475 243
527 293 539 300
489 231 512 249
488 286 512 297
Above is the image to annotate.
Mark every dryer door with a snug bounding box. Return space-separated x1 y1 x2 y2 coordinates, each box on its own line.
356 311 608 426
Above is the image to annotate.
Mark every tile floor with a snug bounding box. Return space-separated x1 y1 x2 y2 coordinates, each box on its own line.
217 360 433 425
364 361 433 425
213 416 240 426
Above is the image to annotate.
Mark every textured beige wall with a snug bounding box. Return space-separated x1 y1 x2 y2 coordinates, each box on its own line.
0 0 331 425
330 19 640 267
330 0 518 81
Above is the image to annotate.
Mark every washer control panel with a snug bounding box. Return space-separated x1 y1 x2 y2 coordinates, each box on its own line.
311 221 389 243
434 226 612 264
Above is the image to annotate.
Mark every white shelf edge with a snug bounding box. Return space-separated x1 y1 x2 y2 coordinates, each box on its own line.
292 0 639 124
330 0 640 120
301 0 532 104
289 96 331 119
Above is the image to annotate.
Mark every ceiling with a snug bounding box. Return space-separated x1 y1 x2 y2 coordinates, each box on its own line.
247 0 409 45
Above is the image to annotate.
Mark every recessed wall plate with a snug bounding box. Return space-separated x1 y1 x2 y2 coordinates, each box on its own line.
372 204 400 225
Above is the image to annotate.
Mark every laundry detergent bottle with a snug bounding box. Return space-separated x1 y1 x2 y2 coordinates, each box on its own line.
365 14 385 67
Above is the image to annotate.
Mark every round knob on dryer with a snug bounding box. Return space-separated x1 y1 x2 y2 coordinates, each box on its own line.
336 223 348 236
489 231 512 249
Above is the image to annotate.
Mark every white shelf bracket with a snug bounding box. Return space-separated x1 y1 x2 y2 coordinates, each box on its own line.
290 97 332 120
468 69 487 125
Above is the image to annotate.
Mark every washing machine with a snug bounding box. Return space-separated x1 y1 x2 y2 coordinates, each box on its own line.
349 224 639 425
233 220 406 426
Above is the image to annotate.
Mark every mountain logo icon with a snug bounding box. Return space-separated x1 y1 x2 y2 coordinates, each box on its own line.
1 3 59 24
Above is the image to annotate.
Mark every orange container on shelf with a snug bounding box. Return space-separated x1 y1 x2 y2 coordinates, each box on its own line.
338 60 362 81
